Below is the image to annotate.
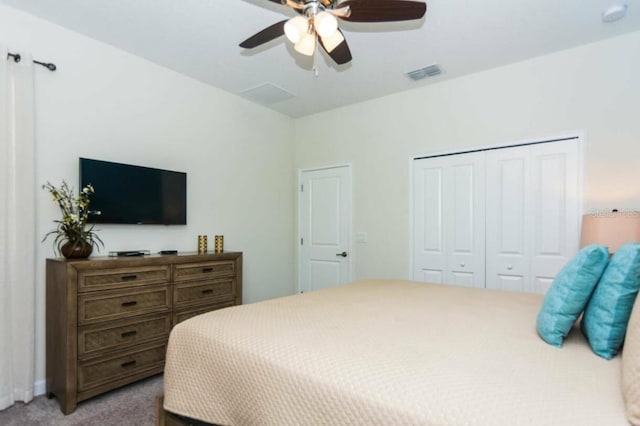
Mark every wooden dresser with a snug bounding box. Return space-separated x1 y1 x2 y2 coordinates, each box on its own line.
46 251 242 414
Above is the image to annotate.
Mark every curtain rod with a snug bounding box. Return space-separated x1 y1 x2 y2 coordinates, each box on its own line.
6 52 57 71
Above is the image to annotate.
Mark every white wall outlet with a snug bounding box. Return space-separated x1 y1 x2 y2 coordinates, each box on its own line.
356 232 368 243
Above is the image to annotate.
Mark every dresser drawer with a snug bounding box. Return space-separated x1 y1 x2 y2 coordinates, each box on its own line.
78 285 171 325
78 265 170 292
77 343 166 392
78 313 171 359
173 260 235 282
172 301 235 326
174 279 234 308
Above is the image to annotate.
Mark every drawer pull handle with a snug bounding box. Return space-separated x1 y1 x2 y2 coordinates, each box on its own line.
121 360 137 368
121 330 137 338
201 289 214 295
121 275 138 281
121 301 138 307
202 267 213 273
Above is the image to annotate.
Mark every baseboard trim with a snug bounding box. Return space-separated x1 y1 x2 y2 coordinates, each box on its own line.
34 379 46 397
1 381 44 407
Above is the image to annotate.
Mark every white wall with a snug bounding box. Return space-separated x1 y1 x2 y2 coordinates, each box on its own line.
0 5 296 389
295 31 640 282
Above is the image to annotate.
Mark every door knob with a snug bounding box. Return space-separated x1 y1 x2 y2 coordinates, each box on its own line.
507 265 513 270
460 263 465 268
336 251 348 258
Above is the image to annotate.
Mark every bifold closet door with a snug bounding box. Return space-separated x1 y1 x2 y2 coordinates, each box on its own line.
413 152 485 287
484 145 531 291
485 139 580 293
413 138 580 293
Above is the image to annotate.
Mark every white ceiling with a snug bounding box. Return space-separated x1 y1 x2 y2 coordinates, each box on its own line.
1 0 639 117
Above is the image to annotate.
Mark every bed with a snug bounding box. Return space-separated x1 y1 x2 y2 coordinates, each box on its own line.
162 279 631 425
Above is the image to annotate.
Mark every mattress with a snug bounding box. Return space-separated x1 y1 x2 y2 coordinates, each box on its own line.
163 279 627 425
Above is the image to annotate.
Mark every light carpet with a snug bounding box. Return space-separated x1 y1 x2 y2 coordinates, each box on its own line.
0 374 163 426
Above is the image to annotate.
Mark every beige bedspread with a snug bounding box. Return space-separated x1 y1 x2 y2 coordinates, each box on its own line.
163 280 627 425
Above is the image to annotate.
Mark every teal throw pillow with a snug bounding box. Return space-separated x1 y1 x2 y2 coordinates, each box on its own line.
582 243 640 359
537 244 609 347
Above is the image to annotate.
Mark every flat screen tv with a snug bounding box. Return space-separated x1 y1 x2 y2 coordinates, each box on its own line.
79 158 187 225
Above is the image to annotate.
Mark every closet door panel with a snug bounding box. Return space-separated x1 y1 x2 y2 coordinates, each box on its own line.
413 164 445 283
419 269 443 284
495 275 526 292
451 271 475 288
445 156 485 288
530 140 580 292
414 153 485 287
485 146 530 291
533 277 555 294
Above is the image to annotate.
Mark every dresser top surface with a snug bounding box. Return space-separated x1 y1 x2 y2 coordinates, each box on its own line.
46 251 243 267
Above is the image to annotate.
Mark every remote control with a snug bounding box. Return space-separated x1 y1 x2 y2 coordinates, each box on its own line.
116 251 145 257
123 252 145 257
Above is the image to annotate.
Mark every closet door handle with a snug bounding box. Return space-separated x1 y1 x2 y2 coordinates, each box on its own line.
336 252 348 258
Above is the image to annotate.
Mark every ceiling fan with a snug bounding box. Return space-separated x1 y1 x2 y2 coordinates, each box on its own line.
239 0 427 65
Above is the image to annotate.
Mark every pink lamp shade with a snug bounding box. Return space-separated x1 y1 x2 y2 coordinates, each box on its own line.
580 212 640 254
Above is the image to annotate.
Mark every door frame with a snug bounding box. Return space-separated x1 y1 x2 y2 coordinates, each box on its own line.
409 131 585 280
297 163 353 293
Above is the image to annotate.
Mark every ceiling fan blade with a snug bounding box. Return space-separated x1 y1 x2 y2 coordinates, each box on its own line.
284 0 304 10
329 5 352 19
239 20 287 49
264 0 304 11
319 30 352 65
338 0 426 22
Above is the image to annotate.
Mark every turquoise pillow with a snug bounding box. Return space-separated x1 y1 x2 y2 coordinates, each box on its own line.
582 243 640 359
537 244 609 347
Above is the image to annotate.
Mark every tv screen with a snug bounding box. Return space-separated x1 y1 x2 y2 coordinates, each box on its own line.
79 158 187 225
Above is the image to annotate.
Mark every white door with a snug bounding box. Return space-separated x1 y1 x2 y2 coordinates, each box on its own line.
413 152 486 287
529 140 580 293
485 145 532 292
485 140 580 293
413 137 581 293
299 166 352 292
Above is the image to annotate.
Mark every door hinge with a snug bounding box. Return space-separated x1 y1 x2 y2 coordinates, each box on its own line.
301 184 304 192
300 237 304 245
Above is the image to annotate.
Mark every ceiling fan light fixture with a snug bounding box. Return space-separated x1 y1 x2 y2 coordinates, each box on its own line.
240 0 428 67
321 30 344 53
284 16 309 43
314 11 338 38
295 32 316 56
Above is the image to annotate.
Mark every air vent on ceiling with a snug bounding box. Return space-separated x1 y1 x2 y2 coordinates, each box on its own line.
240 82 295 105
406 64 443 81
